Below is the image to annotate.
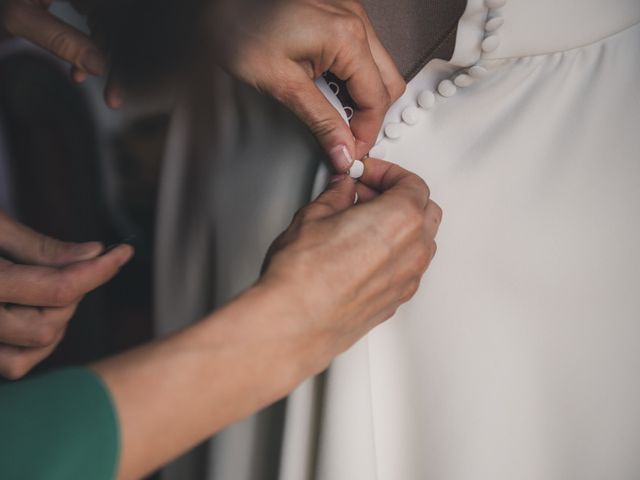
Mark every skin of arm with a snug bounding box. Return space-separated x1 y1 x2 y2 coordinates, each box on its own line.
93 282 327 480
94 159 443 480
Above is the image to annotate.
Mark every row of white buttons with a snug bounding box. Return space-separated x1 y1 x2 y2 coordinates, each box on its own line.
369 0 506 158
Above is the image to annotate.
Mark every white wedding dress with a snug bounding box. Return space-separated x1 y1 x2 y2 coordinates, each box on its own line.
280 1 640 479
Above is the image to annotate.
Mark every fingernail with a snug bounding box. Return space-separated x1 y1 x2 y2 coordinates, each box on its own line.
354 192 359 204
329 145 354 172
102 243 134 266
81 50 106 76
107 86 125 110
117 247 135 267
71 68 88 84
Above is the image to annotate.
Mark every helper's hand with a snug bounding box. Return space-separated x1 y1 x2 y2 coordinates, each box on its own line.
0 211 133 379
223 0 406 172
261 158 441 365
0 0 124 109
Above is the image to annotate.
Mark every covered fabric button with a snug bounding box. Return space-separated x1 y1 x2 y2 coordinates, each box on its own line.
417 90 436 110
469 65 488 78
485 0 507 8
384 123 402 139
401 106 420 125
437 79 457 98
481 35 500 52
485 16 505 32
349 159 365 179
454 74 473 88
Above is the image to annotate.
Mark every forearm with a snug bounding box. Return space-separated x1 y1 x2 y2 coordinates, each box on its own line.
92 281 326 480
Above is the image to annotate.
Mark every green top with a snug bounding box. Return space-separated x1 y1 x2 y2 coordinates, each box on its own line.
0 367 119 480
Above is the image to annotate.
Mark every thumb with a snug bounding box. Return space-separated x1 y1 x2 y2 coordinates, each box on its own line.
269 66 356 173
0 244 134 306
0 211 103 267
307 175 357 220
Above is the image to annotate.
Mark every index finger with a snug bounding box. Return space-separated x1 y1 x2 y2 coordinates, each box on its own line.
3 3 106 75
360 158 430 209
0 244 133 307
327 21 391 158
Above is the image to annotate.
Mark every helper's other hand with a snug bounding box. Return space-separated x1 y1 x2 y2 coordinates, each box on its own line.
0 0 124 109
261 158 441 366
0 211 133 380
222 0 406 173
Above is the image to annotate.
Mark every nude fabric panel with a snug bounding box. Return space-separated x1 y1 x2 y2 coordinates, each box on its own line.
362 0 468 80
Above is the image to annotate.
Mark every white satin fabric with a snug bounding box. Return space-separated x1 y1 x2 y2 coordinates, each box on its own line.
282 2 640 479
155 75 320 480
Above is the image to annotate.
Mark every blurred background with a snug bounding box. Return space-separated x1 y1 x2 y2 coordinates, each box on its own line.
0 2 317 478
0 1 171 368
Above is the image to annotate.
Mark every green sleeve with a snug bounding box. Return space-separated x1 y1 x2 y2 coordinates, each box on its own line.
0 367 120 480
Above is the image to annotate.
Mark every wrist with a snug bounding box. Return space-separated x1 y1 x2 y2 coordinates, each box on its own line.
236 278 334 391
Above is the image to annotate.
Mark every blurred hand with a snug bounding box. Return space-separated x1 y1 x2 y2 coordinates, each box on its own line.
261 158 441 363
223 0 406 172
0 0 123 108
0 211 133 380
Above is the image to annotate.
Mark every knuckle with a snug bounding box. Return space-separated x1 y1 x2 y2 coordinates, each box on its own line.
271 77 306 106
337 14 367 43
51 275 78 306
344 0 367 18
384 308 399 322
293 205 315 225
380 88 392 108
37 233 56 263
402 203 426 231
414 245 432 273
46 30 76 60
418 177 431 200
430 201 443 225
296 202 334 226
389 78 407 102
307 115 342 140
399 279 421 303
